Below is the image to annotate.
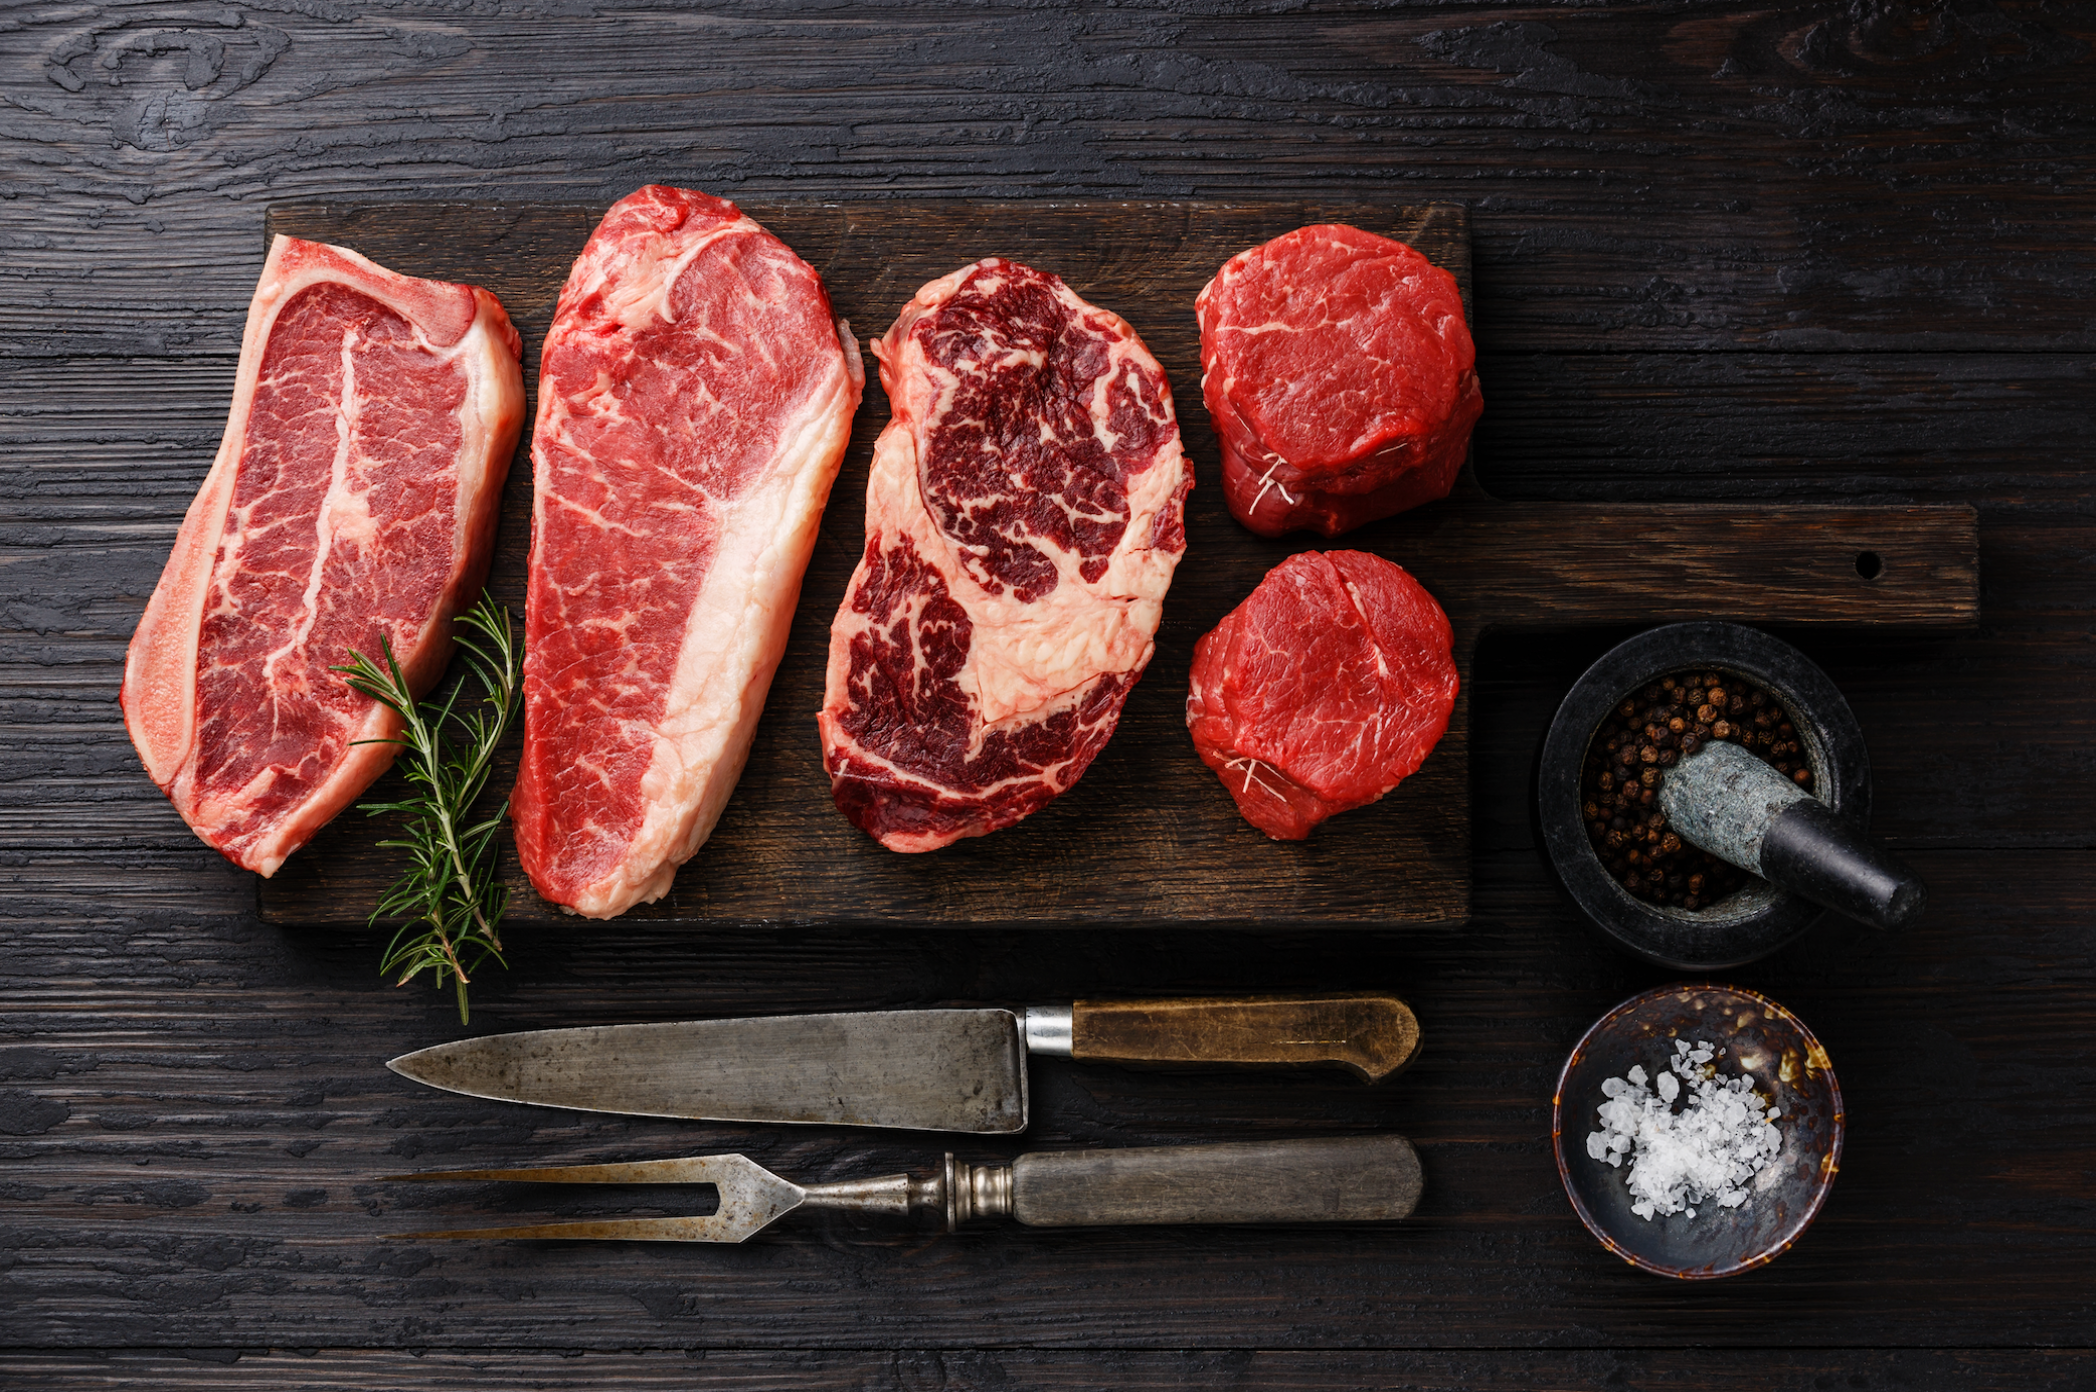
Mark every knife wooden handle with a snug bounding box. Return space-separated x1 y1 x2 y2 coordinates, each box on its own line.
1006 1135 1422 1228
1068 994 1421 1083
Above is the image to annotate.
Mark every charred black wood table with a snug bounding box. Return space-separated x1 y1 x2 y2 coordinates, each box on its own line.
3 4 2093 1388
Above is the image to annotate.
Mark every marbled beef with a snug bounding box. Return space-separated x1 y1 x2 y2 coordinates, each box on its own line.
820 259 1191 852
122 237 523 875
512 186 863 918
1197 224 1481 538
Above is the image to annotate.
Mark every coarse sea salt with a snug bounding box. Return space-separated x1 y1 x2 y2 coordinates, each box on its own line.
1585 1038 1783 1221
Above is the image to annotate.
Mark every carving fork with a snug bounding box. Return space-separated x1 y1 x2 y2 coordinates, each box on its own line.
385 1135 1422 1242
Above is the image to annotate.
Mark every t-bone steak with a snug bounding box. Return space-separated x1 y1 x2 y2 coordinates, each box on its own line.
819 258 1192 852
122 236 524 875
511 185 864 918
1187 550 1457 840
1196 224 1482 539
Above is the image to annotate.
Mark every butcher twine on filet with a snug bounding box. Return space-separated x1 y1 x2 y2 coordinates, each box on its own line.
820 258 1192 852
511 186 864 918
1187 549 1457 840
1197 224 1482 539
122 237 524 875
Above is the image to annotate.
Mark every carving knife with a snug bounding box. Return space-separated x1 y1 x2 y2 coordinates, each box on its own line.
387 994 1422 1135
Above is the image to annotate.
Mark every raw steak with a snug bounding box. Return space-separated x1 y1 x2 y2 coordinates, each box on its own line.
121 236 524 875
1187 550 1457 840
1196 224 1482 538
512 185 863 918
819 258 1191 852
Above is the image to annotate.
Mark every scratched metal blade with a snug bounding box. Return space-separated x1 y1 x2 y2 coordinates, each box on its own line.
387 1009 1029 1133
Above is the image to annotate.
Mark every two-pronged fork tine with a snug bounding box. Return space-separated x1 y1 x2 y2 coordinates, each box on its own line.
383 1151 960 1243
379 1155 751 1187
383 1136 1423 1242
391 1214 761 1243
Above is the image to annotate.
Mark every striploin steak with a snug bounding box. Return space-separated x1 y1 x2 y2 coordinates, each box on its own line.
512 186 864 918
820 259 1191 852
1187 550 1457 840
122 237 524 875
1197 224 1482 539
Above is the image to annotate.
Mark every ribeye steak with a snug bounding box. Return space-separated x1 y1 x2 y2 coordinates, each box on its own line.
1187 550 1457 840
820 258 1191 852
1196 224 1481 538
122 236 524 875
512 185 864 918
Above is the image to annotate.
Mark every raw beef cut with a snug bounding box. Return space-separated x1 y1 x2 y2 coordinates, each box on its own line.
512 185 863 918
1196 224 1482 539
1187 550 1457 840
820 258 1191 852
122 236 524 875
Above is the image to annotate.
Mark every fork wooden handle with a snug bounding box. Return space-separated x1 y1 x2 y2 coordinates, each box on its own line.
1069 994 1422 1083
1005 1135 1423 1228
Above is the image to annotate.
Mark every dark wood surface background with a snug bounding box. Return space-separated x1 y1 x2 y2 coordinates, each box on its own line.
3 2 2092 1388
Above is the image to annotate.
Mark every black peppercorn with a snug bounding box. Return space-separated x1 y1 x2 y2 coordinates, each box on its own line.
1580 668 1812 913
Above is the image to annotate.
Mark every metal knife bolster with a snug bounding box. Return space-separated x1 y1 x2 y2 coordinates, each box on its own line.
1020 1006 1073 1055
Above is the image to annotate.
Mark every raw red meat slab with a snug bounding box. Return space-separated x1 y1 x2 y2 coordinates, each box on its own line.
820 259 1192 852
512 185 864 918
1187 550 1457 840
1196 224 1482 539
122 236 524 875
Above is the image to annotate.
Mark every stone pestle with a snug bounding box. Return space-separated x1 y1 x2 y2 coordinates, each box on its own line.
1657 739 1927 931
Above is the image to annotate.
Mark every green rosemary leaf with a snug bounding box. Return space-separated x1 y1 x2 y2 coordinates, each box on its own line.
331 596 523 1025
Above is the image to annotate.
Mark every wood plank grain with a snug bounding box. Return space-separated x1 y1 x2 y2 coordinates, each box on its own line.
4 1349 2092 1390
4 3 2094 355
239 199 1974 928
1 849 2091 1349
1477 353 2096 504
1389 495 1978 631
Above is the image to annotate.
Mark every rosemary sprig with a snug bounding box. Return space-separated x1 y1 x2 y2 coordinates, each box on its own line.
332 597 522 1023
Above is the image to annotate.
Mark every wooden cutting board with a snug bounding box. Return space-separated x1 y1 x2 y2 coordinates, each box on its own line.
255 199 1978 929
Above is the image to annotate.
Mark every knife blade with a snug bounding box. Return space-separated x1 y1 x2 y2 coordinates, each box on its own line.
387 993 1421 1135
